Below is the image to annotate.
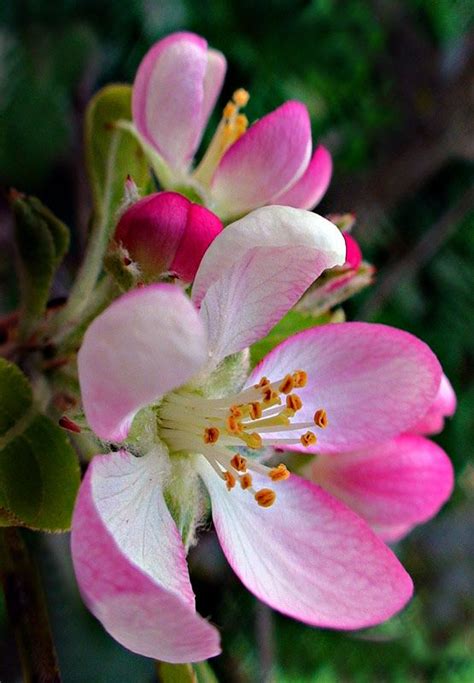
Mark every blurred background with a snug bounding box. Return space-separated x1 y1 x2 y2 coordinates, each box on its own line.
0 0 473 681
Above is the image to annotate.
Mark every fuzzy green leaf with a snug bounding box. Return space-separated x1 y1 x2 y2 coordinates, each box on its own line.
85 84 150 232
0 359 80 530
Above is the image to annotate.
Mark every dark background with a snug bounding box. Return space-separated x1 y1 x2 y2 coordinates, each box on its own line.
0 1 473 680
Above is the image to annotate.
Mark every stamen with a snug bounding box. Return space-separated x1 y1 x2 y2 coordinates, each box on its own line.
249 401 262 420
279 374 294 395
255 489 276 508
300 431 317 447
240 473 253 490
233 88 250 107
269 464 290 482
224 471 236 491
292 370 308 388
314 409 328 429
223 102 237 118
286 393 303 412
241 432 263 450
226 415 243 434
230 454 247 472
255 376 270 389
203 427 220 444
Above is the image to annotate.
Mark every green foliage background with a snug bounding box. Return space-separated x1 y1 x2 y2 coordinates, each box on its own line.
0 1 473 681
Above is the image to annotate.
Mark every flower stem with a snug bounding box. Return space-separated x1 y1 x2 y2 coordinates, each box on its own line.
0 528 62 683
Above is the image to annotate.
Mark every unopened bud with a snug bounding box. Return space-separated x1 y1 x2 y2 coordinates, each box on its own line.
115 191 223 282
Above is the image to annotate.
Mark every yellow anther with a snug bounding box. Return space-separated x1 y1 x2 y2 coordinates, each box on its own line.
286 393 303 412
203 427 220 444
235 114 248 135
292 370 308 388
233 88 250 107
224 471 236 491
249 401 263 420
226 415 243 434
269 464 290 482
314 409 328 429
230 405 243 418
262 388 280 405
300 431 317 447
230 454 247 472
255 488 276 508
242 432 263 450
240 473 253 490
255 376 270 389
279 374 294 395
223 102 237 119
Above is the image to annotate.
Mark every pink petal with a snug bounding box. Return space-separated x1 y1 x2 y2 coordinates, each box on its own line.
311 435 454 540
342 232 362 270
192 205 345 308
247 323 442 453
132 32 209 170
195 457 413 629
409 373 457 435
78 285 208 441
201 241 345 367
201 48 227 126
211 101 312 219
371 523 415 543
273 145 333 210
71 451 220 662
170 201 223 282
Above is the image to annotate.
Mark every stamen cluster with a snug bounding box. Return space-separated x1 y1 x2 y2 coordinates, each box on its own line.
158 369 328 507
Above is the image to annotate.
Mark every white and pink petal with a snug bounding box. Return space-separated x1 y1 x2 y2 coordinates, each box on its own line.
78 285 208 441
409 373 457 435
196 457 413 629
247 323 442 453
311 435 454 540
192 205 345 307
71 451 220 662
273 145 332 210
210 101 312 219
132 32 210 171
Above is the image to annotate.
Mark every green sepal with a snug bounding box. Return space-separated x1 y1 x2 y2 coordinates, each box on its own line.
156 661 219 683
104 248 140 291
0 359 80 531
85 84 150 234
250 309 332 365
10 192 70 340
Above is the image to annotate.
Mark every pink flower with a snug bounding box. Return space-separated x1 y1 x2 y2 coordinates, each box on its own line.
115 191 222 282
310 373 456 542
72 206 442 662
131 32 332 220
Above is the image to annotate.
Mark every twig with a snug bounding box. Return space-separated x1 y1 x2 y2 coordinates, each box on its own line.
360 184 474 318
0 528 62 683
255 601 275 683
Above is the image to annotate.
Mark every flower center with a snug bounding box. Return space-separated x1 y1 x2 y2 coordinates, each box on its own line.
193 88 250 186
158 370 327 507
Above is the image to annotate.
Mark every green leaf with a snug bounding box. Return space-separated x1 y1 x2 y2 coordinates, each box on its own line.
250 310 331 365
0 358 33 435
85 84 149 227
10 192 70 340
0 359 80 531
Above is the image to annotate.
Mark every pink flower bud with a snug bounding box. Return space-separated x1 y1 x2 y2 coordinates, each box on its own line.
342 232 362 270
115 191 223 282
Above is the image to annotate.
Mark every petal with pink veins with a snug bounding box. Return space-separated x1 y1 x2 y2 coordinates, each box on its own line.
311 435 454 540
211 101 312 219
78 285 208 441
246 323 442 453
409 373 457 435
132 32 209 171
192 205 345 307
274 145 333 210
71 451 220 662
195 457 413 629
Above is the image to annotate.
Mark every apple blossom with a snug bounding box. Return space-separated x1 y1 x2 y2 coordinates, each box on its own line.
72 206 443 662
115 191 222 282
131 32 332 220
